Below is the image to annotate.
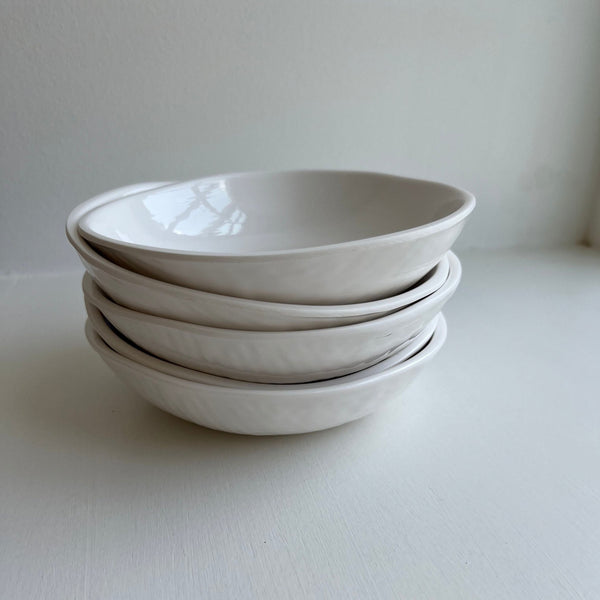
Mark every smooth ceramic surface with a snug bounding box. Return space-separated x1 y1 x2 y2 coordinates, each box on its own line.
82 252 460 383
85 299 440 390
68 184 452 331
84 315 447 435
78 170 475 303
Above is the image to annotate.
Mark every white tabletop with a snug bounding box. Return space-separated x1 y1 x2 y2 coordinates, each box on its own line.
1 247 599 599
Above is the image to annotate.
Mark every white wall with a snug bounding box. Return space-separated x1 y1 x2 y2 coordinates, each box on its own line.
587 185 600 247
2 0 600 273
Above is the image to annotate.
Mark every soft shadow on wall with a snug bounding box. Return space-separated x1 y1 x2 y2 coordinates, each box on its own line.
2 0 600 274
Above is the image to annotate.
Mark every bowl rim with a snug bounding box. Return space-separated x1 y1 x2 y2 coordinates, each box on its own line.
85 298 440 390
68 183 454 319
85 313 447 397
81 251 461 339
77 169 476 260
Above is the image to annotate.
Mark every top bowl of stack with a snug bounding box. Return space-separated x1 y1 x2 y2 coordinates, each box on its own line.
77 170 475 304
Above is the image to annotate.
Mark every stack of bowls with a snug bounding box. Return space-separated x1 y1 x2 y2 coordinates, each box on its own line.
67 171 475 435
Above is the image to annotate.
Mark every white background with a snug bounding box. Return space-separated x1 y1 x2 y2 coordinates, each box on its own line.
2 0 600 274
2 3 600 598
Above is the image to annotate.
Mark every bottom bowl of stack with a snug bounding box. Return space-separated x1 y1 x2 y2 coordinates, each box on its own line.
84 311 447 435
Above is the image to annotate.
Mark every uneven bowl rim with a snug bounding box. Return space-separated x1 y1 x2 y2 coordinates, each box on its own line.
82 252 461 339
68 183 454 319
77 169 476 260
84 314 447 398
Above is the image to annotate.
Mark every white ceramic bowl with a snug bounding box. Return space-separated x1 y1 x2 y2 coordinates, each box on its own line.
85 299 439 389
82 252 460 383
85 316 448 435
77 170 475 303
68 184 452 331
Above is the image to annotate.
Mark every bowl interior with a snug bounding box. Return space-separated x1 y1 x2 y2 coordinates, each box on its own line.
78 171 473 255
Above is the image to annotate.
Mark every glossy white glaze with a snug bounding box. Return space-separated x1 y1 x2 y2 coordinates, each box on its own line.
84 316 447 435
82 253 460 384
68 184 453 331
79 172 472 254
77 170 474 303
85 299 439 390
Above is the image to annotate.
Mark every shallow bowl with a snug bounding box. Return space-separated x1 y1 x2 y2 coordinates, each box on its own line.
85 299 439 389
77 170 475 303
68 184 452 331
82 251 460 384
84 316 447 435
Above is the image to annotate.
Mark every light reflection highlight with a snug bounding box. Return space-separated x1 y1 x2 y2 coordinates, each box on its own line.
142 180 247 237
